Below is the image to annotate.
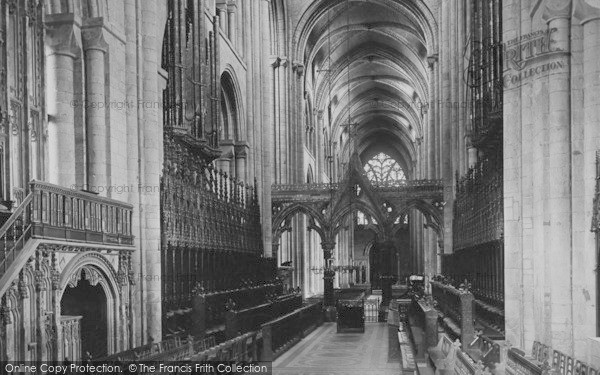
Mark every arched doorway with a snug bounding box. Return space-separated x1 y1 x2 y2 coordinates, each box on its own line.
61 269 108 359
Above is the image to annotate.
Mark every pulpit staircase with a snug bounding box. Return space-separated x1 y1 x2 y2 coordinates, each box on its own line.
0 192 34 297
0 180 134 298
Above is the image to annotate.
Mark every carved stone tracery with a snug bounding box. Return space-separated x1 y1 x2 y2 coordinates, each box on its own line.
272 153 445 247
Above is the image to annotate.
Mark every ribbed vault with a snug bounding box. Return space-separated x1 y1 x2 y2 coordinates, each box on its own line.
293 0 435 176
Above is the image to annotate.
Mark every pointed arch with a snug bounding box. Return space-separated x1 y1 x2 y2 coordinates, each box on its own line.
220 68 245 141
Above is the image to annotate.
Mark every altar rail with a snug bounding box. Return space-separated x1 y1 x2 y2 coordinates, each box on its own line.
261 302 324 361
225 294 303 339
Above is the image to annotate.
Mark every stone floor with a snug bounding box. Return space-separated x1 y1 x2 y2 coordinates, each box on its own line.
272 323 401 375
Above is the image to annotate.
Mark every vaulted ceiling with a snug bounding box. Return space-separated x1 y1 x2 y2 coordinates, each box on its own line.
292 0 435 178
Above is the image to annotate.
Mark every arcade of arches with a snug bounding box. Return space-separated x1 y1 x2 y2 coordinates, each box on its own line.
0 0 600 372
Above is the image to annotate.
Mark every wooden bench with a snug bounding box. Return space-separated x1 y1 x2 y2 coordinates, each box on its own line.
398 321 418 375
506 347 543 375
505 341 600 375
455 347 490 375
465 334 501 368
427 334 461 374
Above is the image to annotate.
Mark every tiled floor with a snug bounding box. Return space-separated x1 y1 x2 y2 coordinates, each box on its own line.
273 323 401 375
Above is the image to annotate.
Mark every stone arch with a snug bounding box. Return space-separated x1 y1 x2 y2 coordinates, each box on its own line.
220 68 244 141
305 91 317 155
306 165 314 184
272 203 326 242
58 252 121 356
269 0 287 56
44 0 107 19
4 288 21 361
391 199 444 238
331 200 385 238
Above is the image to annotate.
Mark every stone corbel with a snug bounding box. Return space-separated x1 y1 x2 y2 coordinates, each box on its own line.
269 55 281 69
293 61 305 77
573 0 600 24
82 18 109 53
426 54 438 69
542 0 573 23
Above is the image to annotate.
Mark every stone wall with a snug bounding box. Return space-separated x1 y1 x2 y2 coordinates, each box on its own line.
504 0 600 359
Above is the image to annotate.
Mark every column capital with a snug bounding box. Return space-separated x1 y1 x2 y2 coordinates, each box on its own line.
234 141 249 159
82 18 108 53
542 0 572 23
219 139 235 159
227 0 237 12
573 0 600 24
44 14 81 58
321 241 336 259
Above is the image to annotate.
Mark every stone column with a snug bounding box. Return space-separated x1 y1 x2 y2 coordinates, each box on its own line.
227 2 237 45
125 0 141 347
380 240 395 305
542 0 573 354
441 0 454 253
216 3 228 38
573 0 600 357
503 0 525 349
234 142 249 181
82 21 109 194
218 139 235 175
467 140 478 169
141 0 162 343
322 240 336 308
45 15 80 188
259 1 274 257
459 292 475 346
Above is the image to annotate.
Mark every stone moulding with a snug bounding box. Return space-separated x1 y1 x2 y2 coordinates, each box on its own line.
593 150 600 233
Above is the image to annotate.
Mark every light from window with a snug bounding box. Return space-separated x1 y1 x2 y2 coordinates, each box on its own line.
364 153 406 185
